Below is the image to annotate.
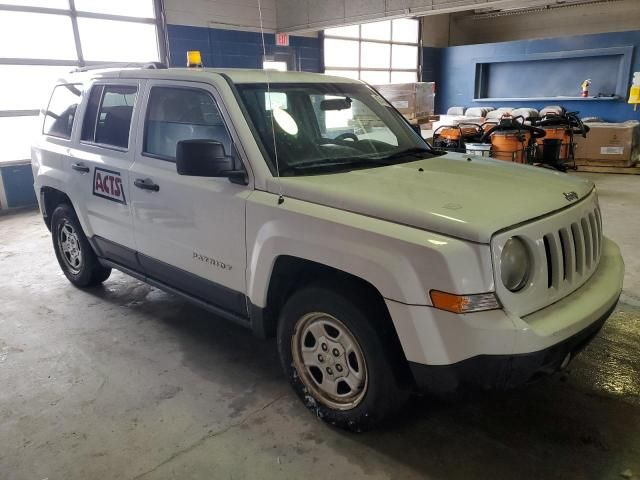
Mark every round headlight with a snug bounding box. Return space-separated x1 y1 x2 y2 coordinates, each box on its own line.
500 237 531 292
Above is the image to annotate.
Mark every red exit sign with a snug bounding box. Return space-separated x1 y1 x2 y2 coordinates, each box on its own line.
276 32 289 46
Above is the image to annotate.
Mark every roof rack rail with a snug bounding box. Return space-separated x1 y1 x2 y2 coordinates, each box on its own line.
72 62 167 73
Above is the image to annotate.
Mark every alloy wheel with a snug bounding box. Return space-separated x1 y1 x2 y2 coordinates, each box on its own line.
291 312 368 410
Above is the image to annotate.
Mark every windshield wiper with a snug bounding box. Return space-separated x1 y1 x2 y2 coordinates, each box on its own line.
376 147 434 162
287 149 434 175
289 157 393 174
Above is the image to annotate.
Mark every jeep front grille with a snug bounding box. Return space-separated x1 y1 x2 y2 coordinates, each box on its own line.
542 206 602 289
491 191 603 318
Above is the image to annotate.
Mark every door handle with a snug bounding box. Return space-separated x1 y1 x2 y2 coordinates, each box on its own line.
71 162 90 173
134 178 160 192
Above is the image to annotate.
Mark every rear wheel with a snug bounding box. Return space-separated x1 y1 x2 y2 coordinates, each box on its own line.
277 283 408 431
51 203 111 287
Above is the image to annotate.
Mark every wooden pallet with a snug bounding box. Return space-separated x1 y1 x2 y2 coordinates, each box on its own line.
575 158 637 168
575 164 640 174
407 114 439 125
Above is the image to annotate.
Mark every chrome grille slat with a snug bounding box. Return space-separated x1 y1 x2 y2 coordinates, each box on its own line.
571 222 585 275
588 212 598 263
559 227 574 283
543 236 553 288
594 208 603 256
550 232 563 288
581 217 592 270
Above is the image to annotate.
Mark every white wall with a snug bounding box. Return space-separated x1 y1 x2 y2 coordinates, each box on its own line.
164 0 277 31
421 13 451 47
449 0 640 46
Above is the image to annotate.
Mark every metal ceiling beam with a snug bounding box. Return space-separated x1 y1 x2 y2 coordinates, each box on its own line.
274 0 595 33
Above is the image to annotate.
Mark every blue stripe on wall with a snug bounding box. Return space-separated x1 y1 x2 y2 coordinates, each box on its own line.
422 47 441 83
1 164 37 208
167 24 322 73
432 30 640 122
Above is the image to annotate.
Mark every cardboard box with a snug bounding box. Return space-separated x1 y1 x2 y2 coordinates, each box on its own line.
574 121 640 167
407 115 439 126
374 82 435 119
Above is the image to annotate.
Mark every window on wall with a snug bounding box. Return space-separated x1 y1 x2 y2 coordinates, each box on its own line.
324 18 420 85
0 0 164 163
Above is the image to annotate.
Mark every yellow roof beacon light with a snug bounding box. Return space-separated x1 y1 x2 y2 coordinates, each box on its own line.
187 50 203 68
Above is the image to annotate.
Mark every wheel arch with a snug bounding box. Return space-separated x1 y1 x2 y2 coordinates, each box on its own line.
40 186 73 231
253 255 414 387
252 255 385 336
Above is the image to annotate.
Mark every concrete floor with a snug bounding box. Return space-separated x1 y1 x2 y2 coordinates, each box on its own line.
0 173 638 480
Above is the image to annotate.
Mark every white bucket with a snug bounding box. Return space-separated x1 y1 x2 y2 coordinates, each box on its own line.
465 143 491 157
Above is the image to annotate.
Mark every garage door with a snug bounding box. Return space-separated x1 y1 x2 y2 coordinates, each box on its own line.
324 18 420 84
0 0 166 207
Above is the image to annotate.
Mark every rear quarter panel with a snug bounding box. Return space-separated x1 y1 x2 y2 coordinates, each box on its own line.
31 135 88 227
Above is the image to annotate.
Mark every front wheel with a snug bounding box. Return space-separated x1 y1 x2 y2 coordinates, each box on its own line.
51 203 111 287
277 283 408 431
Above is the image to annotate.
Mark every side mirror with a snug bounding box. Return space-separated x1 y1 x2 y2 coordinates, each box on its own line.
176 140 242 180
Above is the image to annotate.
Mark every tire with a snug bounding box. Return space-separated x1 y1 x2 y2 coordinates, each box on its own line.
277 282 409 431
51 203 111 287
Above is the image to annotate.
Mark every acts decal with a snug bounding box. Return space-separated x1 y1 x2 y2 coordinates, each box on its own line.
93 167 126 204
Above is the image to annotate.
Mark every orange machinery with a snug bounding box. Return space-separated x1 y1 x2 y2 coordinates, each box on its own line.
533 112 590 170
480 116 546 164
432 123 484 153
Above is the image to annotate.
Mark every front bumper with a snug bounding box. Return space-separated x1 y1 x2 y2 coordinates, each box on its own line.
386 237 624 393
408 298 617 393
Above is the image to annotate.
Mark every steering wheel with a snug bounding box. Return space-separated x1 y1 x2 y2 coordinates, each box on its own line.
334 132 359 143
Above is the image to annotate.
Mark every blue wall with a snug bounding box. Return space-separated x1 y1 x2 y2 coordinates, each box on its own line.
1 164 37 208
167 25 322 72
422 47 441 83
433 30 640 122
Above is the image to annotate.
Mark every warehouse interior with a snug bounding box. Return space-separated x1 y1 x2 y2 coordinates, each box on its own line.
0 0 639 479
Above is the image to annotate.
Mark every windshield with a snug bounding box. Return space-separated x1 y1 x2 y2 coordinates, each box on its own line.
235 82 437 176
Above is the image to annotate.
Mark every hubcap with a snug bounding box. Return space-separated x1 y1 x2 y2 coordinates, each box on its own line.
292 312 368 410
58 221 82 274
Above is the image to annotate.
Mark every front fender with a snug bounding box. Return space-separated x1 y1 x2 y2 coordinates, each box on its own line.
245 191 494 307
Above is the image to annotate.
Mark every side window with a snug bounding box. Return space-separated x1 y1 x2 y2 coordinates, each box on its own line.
81 85 138 149
144 87 232 161
43 84 83 139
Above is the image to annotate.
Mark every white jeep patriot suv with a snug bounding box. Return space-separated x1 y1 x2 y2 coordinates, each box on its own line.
32 66 624 431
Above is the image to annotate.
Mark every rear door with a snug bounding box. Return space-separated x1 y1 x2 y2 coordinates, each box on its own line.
69 80 143 263
128 80 251 316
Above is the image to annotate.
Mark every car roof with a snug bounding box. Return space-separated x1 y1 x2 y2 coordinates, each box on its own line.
65 67 362 85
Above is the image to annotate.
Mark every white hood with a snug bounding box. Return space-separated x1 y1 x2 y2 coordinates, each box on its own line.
268 154 594 243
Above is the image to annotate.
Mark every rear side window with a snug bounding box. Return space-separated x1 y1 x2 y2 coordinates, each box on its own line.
43 84 82 139
81 84 138 149
143 86 232 161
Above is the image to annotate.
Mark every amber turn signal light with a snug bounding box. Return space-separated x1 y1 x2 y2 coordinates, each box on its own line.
430 290 501 314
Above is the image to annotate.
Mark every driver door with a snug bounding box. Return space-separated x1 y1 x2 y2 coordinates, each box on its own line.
128 80 251 317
